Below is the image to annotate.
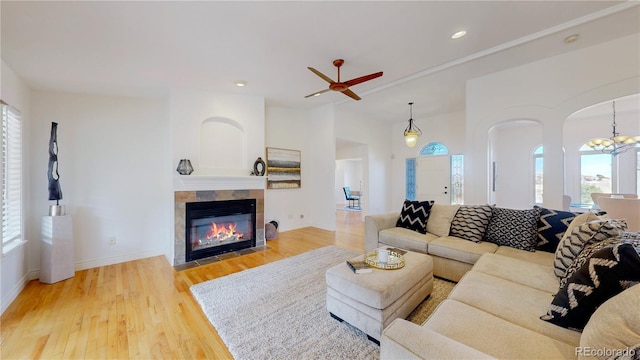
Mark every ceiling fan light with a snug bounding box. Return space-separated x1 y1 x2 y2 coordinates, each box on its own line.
623 138 637 145
601 139 614 147
592 138 604 145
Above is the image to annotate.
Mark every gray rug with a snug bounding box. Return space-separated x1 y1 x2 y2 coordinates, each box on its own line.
190 245 454 360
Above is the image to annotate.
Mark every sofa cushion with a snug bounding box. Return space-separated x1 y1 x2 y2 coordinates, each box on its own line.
494 246 555 267
395 199 434 234
579 284 640 359
449 205 493 243
379 227 437 254
535 206 578 253
484 207 541 251
426 204 460 237
553 218 628 279
424 299 578 359
472 253 558 293
450 271 581 346
542 243 640 331
428 236 498 265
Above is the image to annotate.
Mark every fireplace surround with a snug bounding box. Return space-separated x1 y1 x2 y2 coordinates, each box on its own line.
174 188 265 266
185 199 256 262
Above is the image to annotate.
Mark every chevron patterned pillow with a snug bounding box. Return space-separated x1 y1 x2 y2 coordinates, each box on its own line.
541 243 640 330
534 206 578 253
449 205 493 243
395 200 434 234
484 207 541 251
553 218 628 280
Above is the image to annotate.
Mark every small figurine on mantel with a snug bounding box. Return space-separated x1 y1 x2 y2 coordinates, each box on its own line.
47 122 64 216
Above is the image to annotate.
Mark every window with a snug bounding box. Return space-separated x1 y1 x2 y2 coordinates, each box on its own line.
451 154 464 205
579 145 613 204
533 145 543 204
405 158 416 201
2 101 22 253
419 142 448 156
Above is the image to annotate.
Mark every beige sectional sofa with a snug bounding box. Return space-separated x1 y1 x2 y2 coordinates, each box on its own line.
365 204 553 282
365 204 640 359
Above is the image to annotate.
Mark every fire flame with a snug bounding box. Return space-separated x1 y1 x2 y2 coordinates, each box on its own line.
205 221 243 242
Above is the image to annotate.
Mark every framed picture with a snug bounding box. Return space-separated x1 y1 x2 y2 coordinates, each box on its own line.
266 147 301 189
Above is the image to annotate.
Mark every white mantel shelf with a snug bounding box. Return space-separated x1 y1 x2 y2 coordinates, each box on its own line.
174 175 266 191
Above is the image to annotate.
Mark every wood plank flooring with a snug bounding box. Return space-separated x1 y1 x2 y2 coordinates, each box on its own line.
0 209 364 359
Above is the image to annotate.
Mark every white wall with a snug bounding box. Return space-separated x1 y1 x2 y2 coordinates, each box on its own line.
28 91 171 272
264 107 310 231
169 89 265 176
466 33 640 209
1 60 31 314
265 104 336 232
390 110 466 209
308 104 337 230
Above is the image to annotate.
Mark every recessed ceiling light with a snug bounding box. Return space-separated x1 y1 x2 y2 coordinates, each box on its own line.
451 30 467 39
564 34 579 44
235 80 247 87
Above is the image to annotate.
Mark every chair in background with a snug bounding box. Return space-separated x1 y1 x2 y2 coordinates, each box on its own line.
343 187 361 209
597 197 640 232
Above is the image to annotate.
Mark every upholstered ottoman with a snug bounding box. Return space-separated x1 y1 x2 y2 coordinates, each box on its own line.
325 247 433 343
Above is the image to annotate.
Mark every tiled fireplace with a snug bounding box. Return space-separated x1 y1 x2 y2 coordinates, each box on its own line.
174 187 265 266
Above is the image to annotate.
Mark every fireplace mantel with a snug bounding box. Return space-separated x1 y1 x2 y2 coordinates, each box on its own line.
174 175 266 191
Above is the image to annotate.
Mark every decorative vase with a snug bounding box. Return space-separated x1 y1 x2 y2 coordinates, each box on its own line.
253 157 266 176
176 159 194 175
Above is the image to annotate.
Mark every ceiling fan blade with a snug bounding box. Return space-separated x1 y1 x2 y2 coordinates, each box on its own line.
304 88 331 98
344 71 383 87
341 89 361 101
308 67 335 84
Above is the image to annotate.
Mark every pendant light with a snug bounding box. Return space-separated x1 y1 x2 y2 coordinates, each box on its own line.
403 102 422 148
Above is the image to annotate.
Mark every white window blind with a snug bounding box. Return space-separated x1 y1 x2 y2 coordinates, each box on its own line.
2 101 22 250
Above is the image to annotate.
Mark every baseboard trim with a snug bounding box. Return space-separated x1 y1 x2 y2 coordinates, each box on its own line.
1 272 30 315
74 248 167 271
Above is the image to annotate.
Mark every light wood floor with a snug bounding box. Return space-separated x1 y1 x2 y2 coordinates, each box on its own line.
0 210 364 359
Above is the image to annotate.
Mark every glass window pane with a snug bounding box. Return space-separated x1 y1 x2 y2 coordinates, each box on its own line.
535 157 543 204
406 158 416 201
580 153 612 204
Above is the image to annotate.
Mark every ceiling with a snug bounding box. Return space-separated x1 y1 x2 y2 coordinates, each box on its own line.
2 1 639 124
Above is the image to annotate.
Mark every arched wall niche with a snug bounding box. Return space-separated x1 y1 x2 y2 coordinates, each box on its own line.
199 117 247 174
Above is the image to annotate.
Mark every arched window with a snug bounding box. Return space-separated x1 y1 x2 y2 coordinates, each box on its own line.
533 145 543 204
579 144 613 204
419 142 449 156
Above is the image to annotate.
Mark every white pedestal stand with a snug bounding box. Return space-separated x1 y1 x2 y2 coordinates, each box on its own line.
40 215 75 284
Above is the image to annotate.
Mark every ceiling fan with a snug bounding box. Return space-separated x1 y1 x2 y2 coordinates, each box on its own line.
305 59 383 101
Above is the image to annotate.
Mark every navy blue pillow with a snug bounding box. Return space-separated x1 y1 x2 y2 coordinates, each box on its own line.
396 200 434 234
535 206 578 253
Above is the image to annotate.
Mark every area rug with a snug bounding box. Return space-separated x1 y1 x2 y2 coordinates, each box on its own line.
190 245 454 360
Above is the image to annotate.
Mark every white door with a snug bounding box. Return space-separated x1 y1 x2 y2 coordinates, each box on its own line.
416 156 451 205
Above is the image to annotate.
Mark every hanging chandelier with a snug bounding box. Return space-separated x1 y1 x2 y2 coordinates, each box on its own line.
403 102 422 148
584 101 640 156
